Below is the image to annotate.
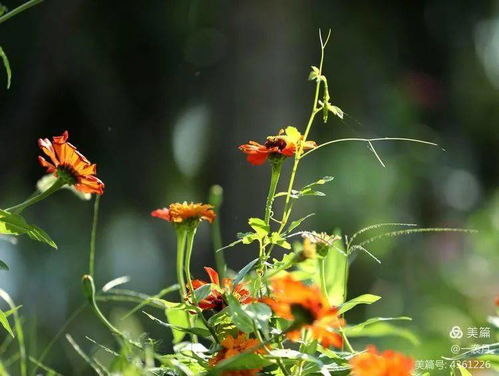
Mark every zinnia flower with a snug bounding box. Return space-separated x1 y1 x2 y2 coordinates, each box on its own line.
189 267 252 311
151 202 216 224
38 131 104 195
349 345 415 376
261 275 344 348
208 333 264 376
239 126 316 166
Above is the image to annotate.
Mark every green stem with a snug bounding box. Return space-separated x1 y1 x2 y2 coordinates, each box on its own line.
174 227 194 340
88 195 101 278
6 178 65 214
264 161 282 226
0 0 43 25
278 39 327 234
209 185 226 280
175 228 188 301
81 275 142 348
184 228 220 344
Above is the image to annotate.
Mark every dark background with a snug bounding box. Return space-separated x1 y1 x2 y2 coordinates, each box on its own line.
0 0 498 374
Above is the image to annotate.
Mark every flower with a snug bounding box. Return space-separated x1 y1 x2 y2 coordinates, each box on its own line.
349 345 415 376
38 131 104 195
189 267 252 311
151 202 216 224
261 275 344 348
239 126 316 165
208 333 264 376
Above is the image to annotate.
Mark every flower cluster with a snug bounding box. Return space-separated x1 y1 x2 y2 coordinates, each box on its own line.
349 346 415 376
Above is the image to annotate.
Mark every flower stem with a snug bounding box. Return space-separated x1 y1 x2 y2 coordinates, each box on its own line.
6 178 65 214
81 275 142 348
264 161 282 226
174 226 194 340
88 195 101 278
184 228 220 344
0 0 43 25
209 185 226 280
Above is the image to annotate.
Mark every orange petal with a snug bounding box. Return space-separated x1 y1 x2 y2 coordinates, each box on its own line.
75 175 105 195
38 156 57 174
204 267 220 286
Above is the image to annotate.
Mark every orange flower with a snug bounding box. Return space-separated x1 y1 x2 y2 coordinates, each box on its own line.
38 131 104 195
261 275 344 348
151 202 215 224
349 345 415 376
239 126 316 165
209 333 264 376
189 267 252 311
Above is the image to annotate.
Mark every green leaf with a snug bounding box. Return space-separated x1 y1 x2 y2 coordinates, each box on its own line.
286 213 315 234
248 218 269 237
0 259 8 271
227 295 253 333
327 104 343 119
0 46 11 89
302 176 334 190
308 66 320 81
243 303 272 336
0 209 57 249
164 308 188 343
344 321 420 345
232 258 259 287
338 294 381 315
194 284 212 302
147 311 210 342
268 232 291 249
0 309 14 337
210 353 272 373
457 365 473 376
241 233 259 245
343 316 412 335
268 349 322 365
325 231 348 306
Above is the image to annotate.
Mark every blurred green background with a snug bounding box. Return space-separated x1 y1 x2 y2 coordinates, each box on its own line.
0 0 498 374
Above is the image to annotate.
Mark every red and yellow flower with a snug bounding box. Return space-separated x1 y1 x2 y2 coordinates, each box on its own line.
209 333 264 376
151 202 216 224
189 267 252 311
38 130 104 195
349 345 415 376
239 126 316 166
261 275 344 348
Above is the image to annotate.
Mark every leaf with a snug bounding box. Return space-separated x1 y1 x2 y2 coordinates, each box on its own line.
0 259 8 271
248 218 269 237
344 321 420 345
194 284 212 302
457 365 473 376
302 176 334 190
210 353 272 373
227 295 253 333
0 209 57 249
286 213 315 234
325 231 348 306
0 46 11 89
343 316 412 335
268 232 291 249
308 66 320 81
164 308 189 343
0 309 14 337
232 258 259 287
338 294 381 314
327 104 343 119
146 311 211 341
268 349 322 365
243 303 272 336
